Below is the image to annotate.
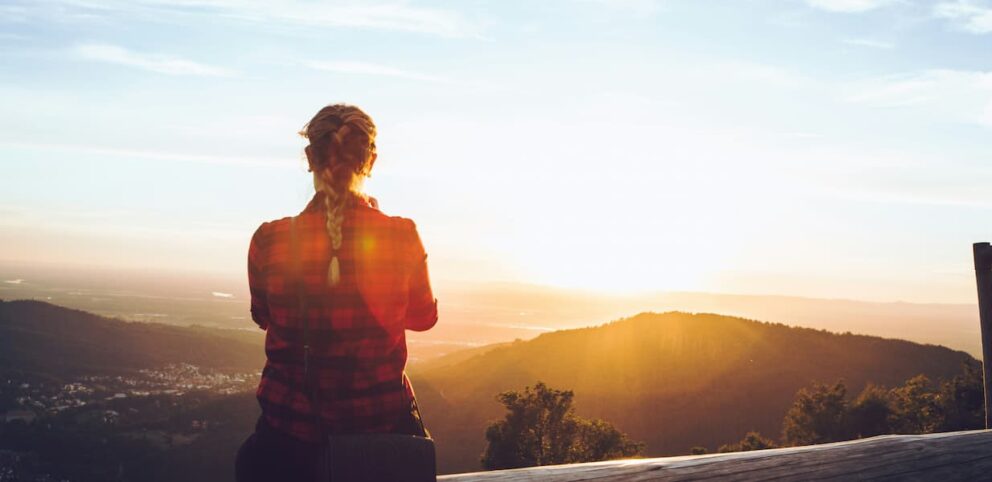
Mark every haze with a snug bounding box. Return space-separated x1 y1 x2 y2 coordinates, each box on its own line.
2 1 990 308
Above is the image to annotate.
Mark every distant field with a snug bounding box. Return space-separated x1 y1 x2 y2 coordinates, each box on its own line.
0 262 982 362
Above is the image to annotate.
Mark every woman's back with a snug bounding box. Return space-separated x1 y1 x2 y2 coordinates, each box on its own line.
236 103 437 482
248 191 436 443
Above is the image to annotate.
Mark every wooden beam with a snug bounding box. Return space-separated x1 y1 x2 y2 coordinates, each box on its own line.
440 430 992 481
976 242 992 429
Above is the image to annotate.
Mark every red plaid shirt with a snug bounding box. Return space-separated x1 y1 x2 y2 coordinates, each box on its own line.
248 192 438 442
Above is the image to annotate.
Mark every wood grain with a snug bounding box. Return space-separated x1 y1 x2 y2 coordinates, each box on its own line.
439 430 992 481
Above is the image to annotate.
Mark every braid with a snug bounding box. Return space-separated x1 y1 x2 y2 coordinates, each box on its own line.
318 169 345 285
300 104 377 287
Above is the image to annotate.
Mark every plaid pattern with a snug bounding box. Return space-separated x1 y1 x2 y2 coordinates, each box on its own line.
248 192 438 442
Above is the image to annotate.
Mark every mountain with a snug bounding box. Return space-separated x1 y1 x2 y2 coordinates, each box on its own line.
3 262 981 362
0 300 266 482
0 299 264 377
0 300 977 477
434 282 983 357
407 311 975 474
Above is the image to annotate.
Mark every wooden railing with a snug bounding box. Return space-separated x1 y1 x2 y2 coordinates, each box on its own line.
975 242 992 429
439 430 992 481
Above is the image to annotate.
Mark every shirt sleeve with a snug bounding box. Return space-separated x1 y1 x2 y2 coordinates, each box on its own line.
404 219 438 332
248 222 271 330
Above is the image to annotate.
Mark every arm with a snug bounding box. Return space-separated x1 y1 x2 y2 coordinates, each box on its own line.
248 223 271 330
404 220 438 332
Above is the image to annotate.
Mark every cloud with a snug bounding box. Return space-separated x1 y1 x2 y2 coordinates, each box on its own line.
0 4 30 23
845 69 992 127
246 2 475 37
934 0 992 33
0 32 29 41
18 1 478 38
0 141 292 168
805 0 897 13
4 279 24 284
821 159 992 210
577 0 667 15
842 37 895 49
73 43 235 77
711 60 809 87
211 291 234 298
303 60 447 82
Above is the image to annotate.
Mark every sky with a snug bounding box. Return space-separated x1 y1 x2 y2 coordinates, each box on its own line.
1 0 990 304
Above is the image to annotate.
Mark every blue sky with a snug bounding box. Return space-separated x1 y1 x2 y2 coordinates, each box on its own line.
1 0 991 303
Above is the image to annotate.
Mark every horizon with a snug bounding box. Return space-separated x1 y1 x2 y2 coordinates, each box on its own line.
1 260 983 359
2 257 985 306
2 0 992 305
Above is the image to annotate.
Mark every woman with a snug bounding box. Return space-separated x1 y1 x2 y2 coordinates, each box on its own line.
235 104 438 481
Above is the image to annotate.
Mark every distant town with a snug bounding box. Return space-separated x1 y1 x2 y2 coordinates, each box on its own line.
2 364 259 427
1 363 262 481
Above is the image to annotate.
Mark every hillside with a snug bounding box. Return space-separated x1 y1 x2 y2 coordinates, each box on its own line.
0 299 264 377
0 301 977 477
4 263 981 361
407 312 975 474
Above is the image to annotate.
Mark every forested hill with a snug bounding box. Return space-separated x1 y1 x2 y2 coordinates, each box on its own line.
0 299 264 376
408 311 975 474
0 300 978 476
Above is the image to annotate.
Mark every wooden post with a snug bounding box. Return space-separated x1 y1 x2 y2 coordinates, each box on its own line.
974 242 992 429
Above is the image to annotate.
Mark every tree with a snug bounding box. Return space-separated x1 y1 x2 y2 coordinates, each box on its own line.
718 431 777 453
846 384 893 438
481 382 643 470
780 364 985 449
782 381 849 446
934 360 984 432
888 375 939 434
573 418 643 462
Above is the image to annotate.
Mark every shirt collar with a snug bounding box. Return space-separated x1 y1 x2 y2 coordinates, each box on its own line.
301 191 379 215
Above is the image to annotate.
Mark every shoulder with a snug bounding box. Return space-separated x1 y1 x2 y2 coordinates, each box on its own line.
358 201 417 231
384 213 418 237
391 215 417 232
360 207 421 248
250 221 271 245
249 216 297 247
386 216 423 254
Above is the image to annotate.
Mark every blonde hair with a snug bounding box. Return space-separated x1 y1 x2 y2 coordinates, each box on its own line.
300 104 377 287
